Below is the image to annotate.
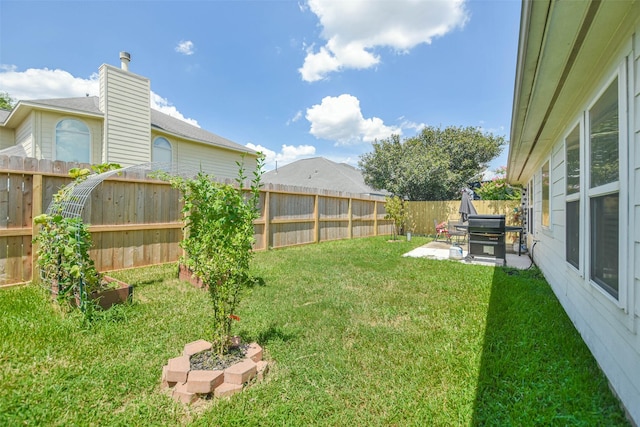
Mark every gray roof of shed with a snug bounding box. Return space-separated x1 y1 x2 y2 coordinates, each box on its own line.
262 157 389 196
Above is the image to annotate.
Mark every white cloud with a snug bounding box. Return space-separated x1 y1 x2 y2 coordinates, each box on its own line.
175 40 195 55
0 65 199 126
300 0 469 82
150 93 200 127
246 142 316 169
305 94 400 145
0 66 99 100
286 110 303 125
398 117 427 133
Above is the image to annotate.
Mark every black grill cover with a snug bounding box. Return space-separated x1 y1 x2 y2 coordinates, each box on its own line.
468 214 505 232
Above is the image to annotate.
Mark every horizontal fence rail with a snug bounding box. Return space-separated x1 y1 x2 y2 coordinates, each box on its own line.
404 200 521 235
0 156 394 287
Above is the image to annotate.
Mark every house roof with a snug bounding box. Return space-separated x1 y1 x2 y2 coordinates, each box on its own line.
508 0 638 184
0 96 255 156
149 109 254 154
262 157 389 196
0 109 10 122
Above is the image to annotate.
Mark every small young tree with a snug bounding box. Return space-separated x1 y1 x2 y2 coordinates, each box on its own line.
384 195 407 240
166 156 263 356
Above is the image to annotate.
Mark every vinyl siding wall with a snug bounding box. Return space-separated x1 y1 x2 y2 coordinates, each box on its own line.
30 111 102 163
100 64 150 166
0 127 15 150
173 137 258 180
524 27 640 422
15 116 32 157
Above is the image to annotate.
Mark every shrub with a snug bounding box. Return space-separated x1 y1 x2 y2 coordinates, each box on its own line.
384 195 406 239
165 157 263 355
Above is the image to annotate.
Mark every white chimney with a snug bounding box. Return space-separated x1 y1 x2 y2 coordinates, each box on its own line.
119 51 131 71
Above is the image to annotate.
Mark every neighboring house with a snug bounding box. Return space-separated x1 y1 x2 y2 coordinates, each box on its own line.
508 1 639 423
0 52 258 179
262 157 389 196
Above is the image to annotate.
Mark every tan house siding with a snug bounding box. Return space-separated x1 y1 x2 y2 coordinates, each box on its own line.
0 126 15 150
15 116 33 157
174 137 258 180
31 111 103 163
100 64 150 166
33 111 45 159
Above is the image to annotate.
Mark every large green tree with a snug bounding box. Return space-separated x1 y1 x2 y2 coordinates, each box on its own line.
0 92 15 110
359 125 505 200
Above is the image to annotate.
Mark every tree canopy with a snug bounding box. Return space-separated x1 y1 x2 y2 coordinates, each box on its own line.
358 125 505 201
474 166 522 200
0 92 15 110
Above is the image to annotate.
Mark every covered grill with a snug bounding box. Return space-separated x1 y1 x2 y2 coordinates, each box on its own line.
468 214 506 264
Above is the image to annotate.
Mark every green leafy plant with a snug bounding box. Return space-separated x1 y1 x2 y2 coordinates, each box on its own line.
476 166 522 200
165 155 263 355
33 214 101 309
33 163 122 314
384 195 407 240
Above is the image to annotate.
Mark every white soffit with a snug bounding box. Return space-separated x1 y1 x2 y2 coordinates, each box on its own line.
508 0 639 183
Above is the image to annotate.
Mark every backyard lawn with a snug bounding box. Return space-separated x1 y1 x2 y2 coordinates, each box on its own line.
0 236 630 426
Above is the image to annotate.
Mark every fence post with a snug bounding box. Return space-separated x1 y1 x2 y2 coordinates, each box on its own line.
374 200 378 236
348 197 353 239
31 173 43 284
314 194 319 243
263 190 270 249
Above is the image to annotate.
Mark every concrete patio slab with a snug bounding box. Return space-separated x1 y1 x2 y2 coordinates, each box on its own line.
403 241 533 270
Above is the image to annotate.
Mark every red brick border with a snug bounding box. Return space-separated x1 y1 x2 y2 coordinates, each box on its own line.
161 339 268 404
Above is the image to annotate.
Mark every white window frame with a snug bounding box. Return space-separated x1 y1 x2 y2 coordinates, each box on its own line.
527 179 534 236
54 118 91 163
583 65 628 309
564 118 583 275
152 136 173 164
541 159 551 230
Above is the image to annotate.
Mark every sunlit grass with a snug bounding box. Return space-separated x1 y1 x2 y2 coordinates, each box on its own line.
0 237 629 426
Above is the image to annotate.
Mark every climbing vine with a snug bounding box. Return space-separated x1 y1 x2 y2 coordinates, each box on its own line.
33 163 121 314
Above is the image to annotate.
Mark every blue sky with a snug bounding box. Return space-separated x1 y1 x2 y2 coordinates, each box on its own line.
0 0 520 175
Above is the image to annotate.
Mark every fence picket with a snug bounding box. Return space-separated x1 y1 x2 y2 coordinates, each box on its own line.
0 157 395 286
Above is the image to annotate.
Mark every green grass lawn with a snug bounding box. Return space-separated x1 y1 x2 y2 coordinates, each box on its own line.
0 236 630 426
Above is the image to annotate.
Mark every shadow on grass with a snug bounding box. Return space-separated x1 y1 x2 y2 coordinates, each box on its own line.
239 323 297 347
247 276 266 288
471 265 628 425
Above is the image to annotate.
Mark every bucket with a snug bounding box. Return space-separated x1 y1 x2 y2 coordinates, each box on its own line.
449 245 463 260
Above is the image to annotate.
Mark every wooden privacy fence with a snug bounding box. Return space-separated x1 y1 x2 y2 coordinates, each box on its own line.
405 199 521 235
0 156 394 287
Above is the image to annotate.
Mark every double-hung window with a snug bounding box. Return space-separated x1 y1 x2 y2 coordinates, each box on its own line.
541 161 550 228
565 125 581 270
588 77 619 299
